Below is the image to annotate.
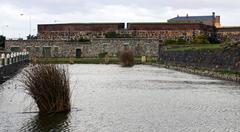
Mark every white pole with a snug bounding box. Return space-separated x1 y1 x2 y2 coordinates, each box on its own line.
1 54 5 66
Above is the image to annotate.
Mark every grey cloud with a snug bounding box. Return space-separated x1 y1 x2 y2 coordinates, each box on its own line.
0 0 240 38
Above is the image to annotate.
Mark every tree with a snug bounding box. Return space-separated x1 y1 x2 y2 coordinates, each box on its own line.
0 35 6 49
192 34 210 44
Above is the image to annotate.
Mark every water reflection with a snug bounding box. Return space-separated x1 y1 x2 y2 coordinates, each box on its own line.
20 113 71 132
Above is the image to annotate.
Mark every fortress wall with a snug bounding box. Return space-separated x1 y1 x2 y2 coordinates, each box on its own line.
37 23 215 41
38 23 125 32
127 23 212 30
5 39 160 58
217 27 240 42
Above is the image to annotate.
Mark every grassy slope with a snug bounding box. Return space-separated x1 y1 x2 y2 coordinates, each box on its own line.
34 57 144 64
165 44 223 52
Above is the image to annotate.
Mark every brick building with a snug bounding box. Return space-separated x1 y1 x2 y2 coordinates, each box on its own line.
168 12 221 28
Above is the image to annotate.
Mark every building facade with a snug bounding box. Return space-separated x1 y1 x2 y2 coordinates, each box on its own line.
168 12 221 28
5 12 240 58
5 39 160 58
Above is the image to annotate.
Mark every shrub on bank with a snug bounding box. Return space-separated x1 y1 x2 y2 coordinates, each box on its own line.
98 52 108 58
119 50 134 67
165 38 187 45
22 64 71 115
192 34 210 44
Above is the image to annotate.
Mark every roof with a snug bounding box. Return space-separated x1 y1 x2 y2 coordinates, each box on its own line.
38 23 125 26
127 22 212 31
168 16 214 21
217 26 240 32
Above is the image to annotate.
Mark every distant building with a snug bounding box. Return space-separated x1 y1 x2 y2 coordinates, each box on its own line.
168 12 221 28
5 12 240 58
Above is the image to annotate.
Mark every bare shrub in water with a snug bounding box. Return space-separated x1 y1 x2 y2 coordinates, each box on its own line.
22 64 71 115
120 50 134 67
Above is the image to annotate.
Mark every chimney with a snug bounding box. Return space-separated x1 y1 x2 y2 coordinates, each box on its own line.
186 14 189 18
212 12 215 18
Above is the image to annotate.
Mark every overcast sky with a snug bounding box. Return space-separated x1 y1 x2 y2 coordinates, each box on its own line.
1 0 240 39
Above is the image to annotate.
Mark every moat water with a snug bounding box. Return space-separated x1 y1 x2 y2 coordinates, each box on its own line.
0 64 240 131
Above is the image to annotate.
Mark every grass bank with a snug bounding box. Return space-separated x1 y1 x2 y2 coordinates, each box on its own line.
33 57 155 64
153 62 240 83
164 44 223 52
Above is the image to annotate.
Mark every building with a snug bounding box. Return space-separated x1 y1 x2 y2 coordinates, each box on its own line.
168 12 221 28
4 12 240 58
37 22 214 42
38 23 125 40
127 23 213 41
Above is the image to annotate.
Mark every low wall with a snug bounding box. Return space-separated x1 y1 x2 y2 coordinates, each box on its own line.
159 44 240 71
0 60 29 84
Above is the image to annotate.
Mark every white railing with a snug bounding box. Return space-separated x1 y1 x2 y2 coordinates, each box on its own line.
0 52 29 67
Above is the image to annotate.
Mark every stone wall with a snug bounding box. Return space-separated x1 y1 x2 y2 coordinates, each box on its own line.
37 23 214 41
217 27 240 42
159 43 240 71
127 30 203 41
5 38 160 58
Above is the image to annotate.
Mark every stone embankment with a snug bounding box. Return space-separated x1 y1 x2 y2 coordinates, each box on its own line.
159 43 240 71
152 63 240 83
158 43 240 83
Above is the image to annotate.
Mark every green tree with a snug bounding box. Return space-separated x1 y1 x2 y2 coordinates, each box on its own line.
192 34 210 44
0 35 6 49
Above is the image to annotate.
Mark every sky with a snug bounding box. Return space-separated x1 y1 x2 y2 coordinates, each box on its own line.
0 0 240 39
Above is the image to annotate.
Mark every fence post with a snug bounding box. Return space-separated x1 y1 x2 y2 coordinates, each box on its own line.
24 52 26 60
26 52 29 60
1 54 5 66
13 53 16 63
15 53 18 63
6 54 10 65
19 52 23 61
10 53 13 64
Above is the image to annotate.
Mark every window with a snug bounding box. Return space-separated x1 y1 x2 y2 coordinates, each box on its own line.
26 46 32 52
10 47 20 52
102 43 108 52
124 43 129 50
42 47 52 57
35 46 40 52
54 47 59 57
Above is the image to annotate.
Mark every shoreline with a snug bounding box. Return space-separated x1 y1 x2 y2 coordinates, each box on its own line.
152 63 240 84
13 57 240 84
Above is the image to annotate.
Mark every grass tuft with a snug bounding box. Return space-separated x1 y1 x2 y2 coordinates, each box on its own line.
119 50 134 67
22 64 71 115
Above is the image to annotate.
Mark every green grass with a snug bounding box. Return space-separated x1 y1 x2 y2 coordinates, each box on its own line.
165 44 223 52
34 57 144 64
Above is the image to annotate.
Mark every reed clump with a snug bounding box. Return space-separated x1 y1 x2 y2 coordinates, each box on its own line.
119 50 134 67
22 64 71 115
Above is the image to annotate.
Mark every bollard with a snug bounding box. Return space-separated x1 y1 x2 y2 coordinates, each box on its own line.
10 53 14 64
141 56 147 64
22 52 25 60
6 54 10 65
16 53 19 62
24 52 27 60
13 53 16 63
1 54 5 66
26 52 29 60
19 52 23 61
